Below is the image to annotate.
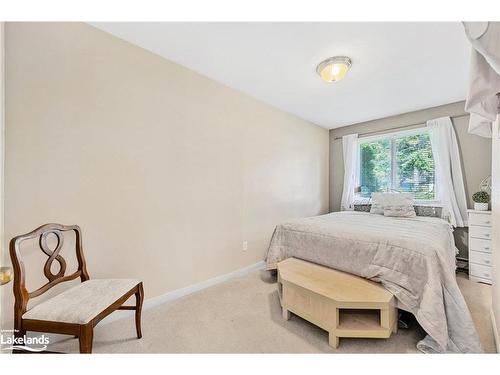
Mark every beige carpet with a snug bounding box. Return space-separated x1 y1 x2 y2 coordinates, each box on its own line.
47 270 496 353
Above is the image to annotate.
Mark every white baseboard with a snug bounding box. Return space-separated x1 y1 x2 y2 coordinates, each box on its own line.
100 260 266 325
491 308 500 353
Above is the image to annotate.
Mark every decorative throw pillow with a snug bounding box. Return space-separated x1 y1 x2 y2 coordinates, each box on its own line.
370 192 416 216
383 204 417 218
369 192 388 215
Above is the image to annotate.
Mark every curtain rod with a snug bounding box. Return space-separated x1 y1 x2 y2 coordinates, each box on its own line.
332 113 469 141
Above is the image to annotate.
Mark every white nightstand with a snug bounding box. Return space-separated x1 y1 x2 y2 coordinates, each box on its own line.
467 209 492 284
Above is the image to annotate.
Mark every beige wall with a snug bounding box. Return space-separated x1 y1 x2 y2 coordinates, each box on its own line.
1 22 329 328
329 101 492 257
491 117 500 351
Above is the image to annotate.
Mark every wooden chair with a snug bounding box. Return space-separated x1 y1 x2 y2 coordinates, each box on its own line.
9 223 144 354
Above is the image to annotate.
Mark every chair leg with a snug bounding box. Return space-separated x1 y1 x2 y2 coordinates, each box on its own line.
14 328 26 340
14 316 26 339
12 326 26 354
79 324 93 354
135 282 144 339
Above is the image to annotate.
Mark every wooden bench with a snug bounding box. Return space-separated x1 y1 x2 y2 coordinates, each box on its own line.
277 258 397 348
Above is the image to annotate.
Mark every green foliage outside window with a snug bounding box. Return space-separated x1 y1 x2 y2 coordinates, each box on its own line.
360 139 390 197
359 132 435 200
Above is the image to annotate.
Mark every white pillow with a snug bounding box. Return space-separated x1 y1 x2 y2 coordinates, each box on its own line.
370 192 388 214
383 204 417 218
370 192 415 216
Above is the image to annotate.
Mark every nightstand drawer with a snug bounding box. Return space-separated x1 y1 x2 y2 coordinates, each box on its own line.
470 263 492 280
469 250 492 266
469 225 492 240
469 238 492 253
468 213 492 227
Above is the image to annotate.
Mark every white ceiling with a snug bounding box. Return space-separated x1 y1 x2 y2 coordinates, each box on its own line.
90 22 470 129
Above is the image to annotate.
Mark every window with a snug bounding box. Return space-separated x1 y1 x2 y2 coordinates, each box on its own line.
357 128 436 201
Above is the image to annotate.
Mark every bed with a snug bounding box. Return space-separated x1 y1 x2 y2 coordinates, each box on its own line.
266 210 482 353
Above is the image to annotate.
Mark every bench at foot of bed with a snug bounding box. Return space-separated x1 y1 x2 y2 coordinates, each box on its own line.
277 257 398 349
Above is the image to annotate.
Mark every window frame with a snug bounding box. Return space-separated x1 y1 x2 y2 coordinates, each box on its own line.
356 127 441 206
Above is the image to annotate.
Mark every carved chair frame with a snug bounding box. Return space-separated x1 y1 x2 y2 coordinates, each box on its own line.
9 223 144 353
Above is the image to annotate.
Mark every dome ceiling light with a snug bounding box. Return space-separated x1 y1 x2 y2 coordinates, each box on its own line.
316 56 352 83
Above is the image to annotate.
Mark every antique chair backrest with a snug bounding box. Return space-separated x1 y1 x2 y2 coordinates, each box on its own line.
9 223 90 330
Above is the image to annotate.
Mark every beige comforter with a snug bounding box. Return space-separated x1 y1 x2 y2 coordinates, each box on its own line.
266 211 482 353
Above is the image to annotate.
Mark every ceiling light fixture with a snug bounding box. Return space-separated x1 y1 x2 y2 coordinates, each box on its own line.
316 56 352 83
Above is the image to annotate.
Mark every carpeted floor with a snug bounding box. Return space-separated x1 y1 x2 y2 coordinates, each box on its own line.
47 270 496 353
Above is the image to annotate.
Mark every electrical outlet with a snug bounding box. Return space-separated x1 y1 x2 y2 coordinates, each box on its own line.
242 241 248 251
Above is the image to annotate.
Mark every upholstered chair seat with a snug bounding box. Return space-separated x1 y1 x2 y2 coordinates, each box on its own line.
23 279 141 324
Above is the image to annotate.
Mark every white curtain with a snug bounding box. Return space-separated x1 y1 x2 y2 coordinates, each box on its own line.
463 22 500 137
341 133 359 211
426 117 468 227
